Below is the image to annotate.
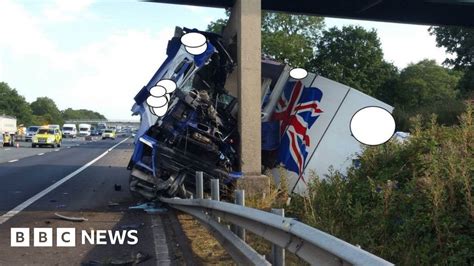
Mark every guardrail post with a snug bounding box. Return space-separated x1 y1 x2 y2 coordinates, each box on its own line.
271 208 285 266
195 171 203 199
211 179 221 222
211 179 220 201
234 190 246 241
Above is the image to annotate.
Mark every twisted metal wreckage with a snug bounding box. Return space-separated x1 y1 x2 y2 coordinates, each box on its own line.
128 27 242 199
127 27 393 200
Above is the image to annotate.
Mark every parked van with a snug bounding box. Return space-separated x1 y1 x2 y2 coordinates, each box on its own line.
25 126 40 142
78 124 92 136
62 124 77 138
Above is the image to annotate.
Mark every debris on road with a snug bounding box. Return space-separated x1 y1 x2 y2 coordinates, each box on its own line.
110 251 151 265
128 202 168 214
82 251 151 266
120 223 144 230
54 212 88 222
108 201 120 207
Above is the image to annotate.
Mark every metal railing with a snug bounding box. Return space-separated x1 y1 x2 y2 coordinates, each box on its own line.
160 172 394 266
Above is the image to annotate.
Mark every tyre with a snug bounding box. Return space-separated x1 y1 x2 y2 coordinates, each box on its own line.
32 144 36 148
57 141 61 148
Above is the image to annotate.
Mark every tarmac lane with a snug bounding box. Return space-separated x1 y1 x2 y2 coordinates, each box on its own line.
0 137 94 164
0 137 187 265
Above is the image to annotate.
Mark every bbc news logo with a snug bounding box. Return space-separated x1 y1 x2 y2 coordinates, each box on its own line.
11 228 138 247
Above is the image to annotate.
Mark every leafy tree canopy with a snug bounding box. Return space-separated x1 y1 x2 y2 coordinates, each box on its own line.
312 26 398 97
0 82 33 125
395 59 461 109
62 108 106 120
206 11 324 68
30 97 63 125
429 26 474 69
262 12 324 68
429 26 474 97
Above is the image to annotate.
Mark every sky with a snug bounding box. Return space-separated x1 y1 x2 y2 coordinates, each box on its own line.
0 0 453 120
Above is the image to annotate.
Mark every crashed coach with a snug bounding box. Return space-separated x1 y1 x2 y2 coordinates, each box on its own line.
128 27 393 199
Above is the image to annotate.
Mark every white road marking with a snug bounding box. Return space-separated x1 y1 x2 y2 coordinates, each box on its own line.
151 215 171 264
54 149 60 152
66 147 71 149
5 148 11 151
0 137 131 225
37 153 44 156
8 159 18 163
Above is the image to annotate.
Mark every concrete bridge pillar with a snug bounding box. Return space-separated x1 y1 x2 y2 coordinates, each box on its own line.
223 0 269 195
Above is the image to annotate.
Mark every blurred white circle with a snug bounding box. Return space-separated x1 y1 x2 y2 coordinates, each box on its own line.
146 95 168 108
150 85 167 97
350 106 395 146
152 106 168 117
181 32 206 48
185 43 207 55
289 68 308 80
156 79 177 93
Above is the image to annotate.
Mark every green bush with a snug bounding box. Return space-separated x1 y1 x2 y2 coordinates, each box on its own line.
394 98 467 132
288 103 474 265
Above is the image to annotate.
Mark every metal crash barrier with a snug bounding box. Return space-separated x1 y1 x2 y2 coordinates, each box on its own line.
160 172 393 266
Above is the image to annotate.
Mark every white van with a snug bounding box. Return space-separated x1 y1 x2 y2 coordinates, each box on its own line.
78 124 92 136
62 124 77 138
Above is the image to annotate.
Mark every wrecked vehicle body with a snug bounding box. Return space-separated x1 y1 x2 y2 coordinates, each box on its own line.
129 27 395 199
128 28 240 199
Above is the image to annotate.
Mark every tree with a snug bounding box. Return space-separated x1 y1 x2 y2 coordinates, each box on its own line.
206 11 325 68
62 108 106 120
30 97 63 125
206 18 228 34
429 26 474 69
311 26 399 97
395 59 460 109
429 26 474 96
0 82 34 125
392 60 463 130
262 12 324 68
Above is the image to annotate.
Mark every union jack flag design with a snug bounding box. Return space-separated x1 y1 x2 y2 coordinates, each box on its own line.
273 81 323 183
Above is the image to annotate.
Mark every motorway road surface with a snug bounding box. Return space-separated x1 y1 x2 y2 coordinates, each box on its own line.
0 137 190 265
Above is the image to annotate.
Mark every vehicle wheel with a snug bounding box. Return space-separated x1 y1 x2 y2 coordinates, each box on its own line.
32 144 36 148
57 142 61 148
